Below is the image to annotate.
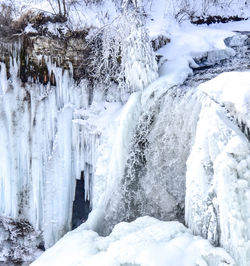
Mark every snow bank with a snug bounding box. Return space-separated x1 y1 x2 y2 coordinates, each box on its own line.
1 0 250 36
0 0 118 30
32 216 235 266
145 0 250 28
207 19 250 32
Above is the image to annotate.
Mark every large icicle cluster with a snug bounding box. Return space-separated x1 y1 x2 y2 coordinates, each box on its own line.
0 53 89 249
0 6 159 253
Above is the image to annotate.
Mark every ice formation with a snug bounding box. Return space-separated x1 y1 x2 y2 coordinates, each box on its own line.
0 54 90 249
186 72 250 266
0 8 159 253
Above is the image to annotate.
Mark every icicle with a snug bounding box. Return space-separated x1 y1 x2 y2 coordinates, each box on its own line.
0 62 7 95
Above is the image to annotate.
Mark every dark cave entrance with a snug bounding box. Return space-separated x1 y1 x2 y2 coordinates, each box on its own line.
72 171 91 230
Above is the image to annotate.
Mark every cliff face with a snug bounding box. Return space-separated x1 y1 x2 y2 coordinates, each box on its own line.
0 31 90 82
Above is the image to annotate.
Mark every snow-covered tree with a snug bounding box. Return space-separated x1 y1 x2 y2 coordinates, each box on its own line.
87 5 158 101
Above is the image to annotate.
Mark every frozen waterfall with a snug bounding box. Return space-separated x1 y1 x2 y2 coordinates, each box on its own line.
1 18 250 266
33 69 250 266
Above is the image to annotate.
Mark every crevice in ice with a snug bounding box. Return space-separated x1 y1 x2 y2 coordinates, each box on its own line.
72 171 91 230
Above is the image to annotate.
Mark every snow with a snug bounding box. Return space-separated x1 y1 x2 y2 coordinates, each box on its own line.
141 21 236 107
122 24 158 92
158 22 235 74
1 0 250 36
31 216 235 266
199 72 250 129
24 23 38 33
0 0 118 31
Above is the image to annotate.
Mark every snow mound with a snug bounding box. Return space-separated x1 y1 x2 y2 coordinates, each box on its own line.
32 216 235 266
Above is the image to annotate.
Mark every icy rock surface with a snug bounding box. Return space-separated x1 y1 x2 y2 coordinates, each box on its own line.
31 216 235 266
185 72 250 266
0 216 42 263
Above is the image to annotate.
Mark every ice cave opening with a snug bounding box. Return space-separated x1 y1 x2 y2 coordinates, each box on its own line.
72 171 91 230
